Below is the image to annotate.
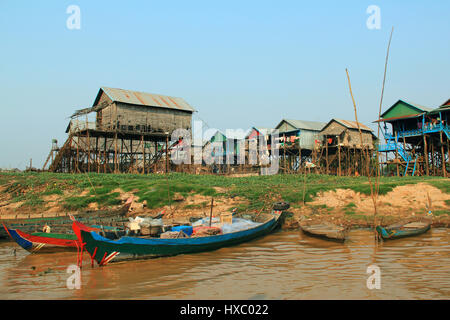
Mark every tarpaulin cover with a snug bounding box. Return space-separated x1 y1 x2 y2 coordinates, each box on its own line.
172 225 193 236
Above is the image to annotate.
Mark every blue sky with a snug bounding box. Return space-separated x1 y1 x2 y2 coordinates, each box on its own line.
0 0 449 169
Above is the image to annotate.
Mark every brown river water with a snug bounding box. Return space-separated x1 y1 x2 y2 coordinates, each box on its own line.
0 228 449 300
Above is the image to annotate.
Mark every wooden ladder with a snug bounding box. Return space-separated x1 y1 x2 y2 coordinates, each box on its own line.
48 134 73 172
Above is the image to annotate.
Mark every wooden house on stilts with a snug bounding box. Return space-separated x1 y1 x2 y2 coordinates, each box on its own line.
45 87 195 174
319 119 376 176
376 99 449 177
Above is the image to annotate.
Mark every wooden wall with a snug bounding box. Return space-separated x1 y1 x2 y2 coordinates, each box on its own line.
321 121 374 149
116 103 192 133
94 92 192 134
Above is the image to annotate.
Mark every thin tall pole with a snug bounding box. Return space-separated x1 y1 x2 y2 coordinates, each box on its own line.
346 68 378 237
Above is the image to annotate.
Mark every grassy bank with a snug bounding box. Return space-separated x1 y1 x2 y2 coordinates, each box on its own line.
0 172 448 226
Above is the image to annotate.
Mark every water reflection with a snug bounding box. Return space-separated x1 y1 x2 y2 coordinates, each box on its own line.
0 229 448 299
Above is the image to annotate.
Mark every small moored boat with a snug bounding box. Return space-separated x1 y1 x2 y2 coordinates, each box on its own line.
300 222 348 242
0 197 133 239
376 221 431 240
73 211 285 266
2 222 123 254
2 225 79 253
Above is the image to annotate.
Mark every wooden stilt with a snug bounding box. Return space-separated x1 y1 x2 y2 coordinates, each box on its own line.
338 135 341 176
325 139 329 174
440 131 446 177
424 134 429 176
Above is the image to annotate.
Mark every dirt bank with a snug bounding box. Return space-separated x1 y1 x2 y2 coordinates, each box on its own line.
283 183 450 229
0 176 448 229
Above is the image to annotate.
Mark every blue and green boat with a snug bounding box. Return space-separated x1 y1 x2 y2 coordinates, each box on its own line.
376 221 431 240
74 211 285 266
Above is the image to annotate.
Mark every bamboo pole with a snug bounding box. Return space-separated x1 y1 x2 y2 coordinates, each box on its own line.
86 116 91 173
376 27 394 182
345 69 378 237
283 134 286 174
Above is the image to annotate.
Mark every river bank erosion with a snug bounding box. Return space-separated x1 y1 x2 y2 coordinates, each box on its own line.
0 172 448 229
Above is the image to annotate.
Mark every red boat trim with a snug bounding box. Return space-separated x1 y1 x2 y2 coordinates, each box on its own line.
91 247 98 267
2 223 14 239
99 252 107 266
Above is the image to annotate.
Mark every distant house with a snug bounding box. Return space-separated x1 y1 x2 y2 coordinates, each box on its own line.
441 99 450 107
273 119 326 150
428 98 450 126
246 127 276 140
320 119 376 149
245 126 275 150
244 127 275 165
203 130 246 165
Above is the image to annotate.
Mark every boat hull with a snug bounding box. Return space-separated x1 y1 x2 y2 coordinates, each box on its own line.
300 224 347 242
75 212 284 265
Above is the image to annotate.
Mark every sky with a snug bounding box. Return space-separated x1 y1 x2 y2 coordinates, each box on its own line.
0 0 449 169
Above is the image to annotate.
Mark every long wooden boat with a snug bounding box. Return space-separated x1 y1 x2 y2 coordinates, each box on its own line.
2 224 80 253
376 221 431 240
300 222 348 242
0 197 133 239
2 222 123 254
74 211 285 266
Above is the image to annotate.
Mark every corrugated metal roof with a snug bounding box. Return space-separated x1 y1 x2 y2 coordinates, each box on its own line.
277 119 326 131
333 119 373 132
95 87 196 113
224 131 246 140
429 106 450 114
403 100 433 112
441 99 450 107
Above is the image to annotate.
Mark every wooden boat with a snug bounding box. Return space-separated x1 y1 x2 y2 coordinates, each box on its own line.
73 211 285 266
376 221 431 240
2 224 80 253
0 197 133 239
300 222 348 242
2 222 124 254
